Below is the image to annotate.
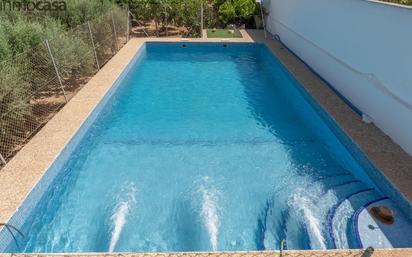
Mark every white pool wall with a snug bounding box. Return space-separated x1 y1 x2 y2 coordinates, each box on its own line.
263 0 412 156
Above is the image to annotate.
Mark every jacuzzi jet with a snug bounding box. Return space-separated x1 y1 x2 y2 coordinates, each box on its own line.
108 183 137 252
181 44 187 48
199 177 220 251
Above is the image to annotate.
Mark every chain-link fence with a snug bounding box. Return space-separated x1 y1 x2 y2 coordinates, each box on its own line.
0 7 129 169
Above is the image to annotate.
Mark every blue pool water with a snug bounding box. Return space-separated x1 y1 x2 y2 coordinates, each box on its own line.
2 43 410 252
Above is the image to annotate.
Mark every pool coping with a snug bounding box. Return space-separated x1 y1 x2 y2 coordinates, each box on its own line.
0 31 411 256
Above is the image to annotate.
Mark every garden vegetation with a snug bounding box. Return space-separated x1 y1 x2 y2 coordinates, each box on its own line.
124 0 259 37
0 0 259 162
0 0 123 159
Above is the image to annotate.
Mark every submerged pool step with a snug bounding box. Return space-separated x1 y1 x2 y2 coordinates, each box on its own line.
295 164 357 180
317 175 365 196
327 188 382 249
306 172 384 249
271 174 374 250
351 197 412 249
317 173 352 180
230 167 376 250
352 196 390 248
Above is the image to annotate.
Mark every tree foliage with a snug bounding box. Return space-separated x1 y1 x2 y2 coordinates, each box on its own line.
218 0 236 23
129 0 203 37
233 0 256 18
1 17 45 55
217 0 257 24
42 0 117 28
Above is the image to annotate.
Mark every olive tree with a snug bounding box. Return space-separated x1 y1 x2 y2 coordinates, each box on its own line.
217 0 257 24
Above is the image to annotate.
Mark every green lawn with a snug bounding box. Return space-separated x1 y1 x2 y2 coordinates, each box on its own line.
206 29 243 38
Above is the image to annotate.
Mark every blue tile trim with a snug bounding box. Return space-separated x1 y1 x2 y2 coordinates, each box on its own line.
318 173 352 180
146 41 259 49
331 180 362 188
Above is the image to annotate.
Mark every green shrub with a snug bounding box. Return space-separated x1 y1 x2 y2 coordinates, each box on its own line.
42 19 96 81
217 0 257 24
173 0 202 37
50 0 117 28
0 2 123 160
233 0 256 18
90 14 117 64
0 25 11 60
218 0 236 23
111 7 128 39
0 63 32 155
0 18 95 90
51 34 95 79
2 17 46 55
129 0 154 22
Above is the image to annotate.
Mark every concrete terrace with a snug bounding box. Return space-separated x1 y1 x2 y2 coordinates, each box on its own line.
0 31 411 256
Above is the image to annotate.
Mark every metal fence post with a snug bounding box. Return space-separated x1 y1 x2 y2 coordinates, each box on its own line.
0 153 6 165
111 11 119 52
87 21 100 70
45 39 68 103
200 2 204 38
165 6 168 37
126 7 130 42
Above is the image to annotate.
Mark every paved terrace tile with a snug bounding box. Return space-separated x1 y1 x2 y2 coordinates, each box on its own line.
0 31 411 257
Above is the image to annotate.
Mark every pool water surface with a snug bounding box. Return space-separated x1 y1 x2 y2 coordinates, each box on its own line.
2 43 411 253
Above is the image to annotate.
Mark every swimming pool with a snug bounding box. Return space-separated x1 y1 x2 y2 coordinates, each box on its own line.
1 42 411 253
